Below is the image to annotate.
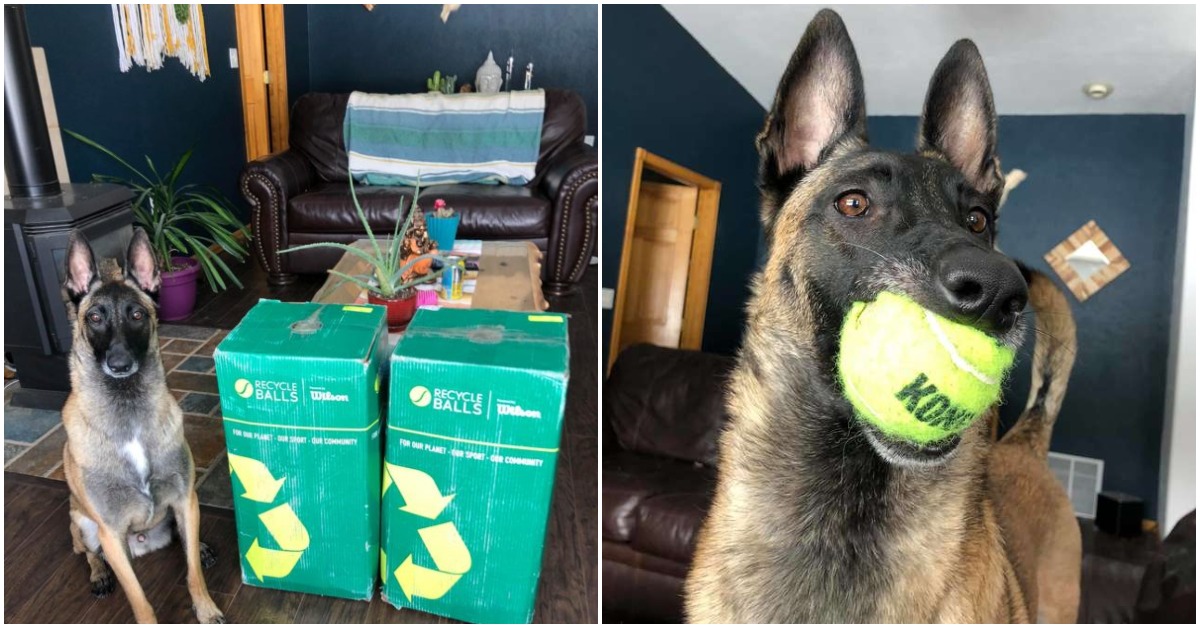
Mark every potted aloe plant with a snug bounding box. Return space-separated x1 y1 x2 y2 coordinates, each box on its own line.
66 130 249 321
279 177 448 328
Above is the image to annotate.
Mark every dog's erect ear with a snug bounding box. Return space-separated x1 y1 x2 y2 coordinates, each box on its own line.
64 230 99 303
917 40 1003 197
125 227 161 295
758 9 868 182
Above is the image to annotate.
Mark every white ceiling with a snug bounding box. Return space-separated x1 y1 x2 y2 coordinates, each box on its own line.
664 4 1197 115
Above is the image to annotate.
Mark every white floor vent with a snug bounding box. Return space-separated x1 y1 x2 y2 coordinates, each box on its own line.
1047 452 1105 518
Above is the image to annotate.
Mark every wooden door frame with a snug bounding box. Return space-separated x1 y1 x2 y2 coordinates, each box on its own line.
608 147 722 373
235 4 289 161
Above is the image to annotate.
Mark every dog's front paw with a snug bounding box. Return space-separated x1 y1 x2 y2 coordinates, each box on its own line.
90 573 116 597
193 603 226 624
199 542 217 569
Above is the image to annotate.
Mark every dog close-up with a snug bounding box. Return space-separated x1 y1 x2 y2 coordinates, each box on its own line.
59 228 225 624
684 9 1081 623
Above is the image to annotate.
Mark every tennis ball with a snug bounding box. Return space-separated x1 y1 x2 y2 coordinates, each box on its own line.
837 292 1015 445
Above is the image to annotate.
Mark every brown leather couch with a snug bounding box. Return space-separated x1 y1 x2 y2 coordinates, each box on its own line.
240 88 597 294
602 344 733 623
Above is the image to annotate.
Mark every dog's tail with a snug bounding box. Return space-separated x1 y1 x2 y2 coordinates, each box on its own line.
997 264 1078 456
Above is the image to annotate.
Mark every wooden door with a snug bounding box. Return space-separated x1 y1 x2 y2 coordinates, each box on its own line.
609 149 721 373
235 4 289 161
618 181 699 350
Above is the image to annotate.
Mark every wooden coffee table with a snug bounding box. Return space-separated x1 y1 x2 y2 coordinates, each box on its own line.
310 239 549 312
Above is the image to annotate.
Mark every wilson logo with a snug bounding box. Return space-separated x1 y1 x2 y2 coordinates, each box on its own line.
496 403 541 419
310 388 350 403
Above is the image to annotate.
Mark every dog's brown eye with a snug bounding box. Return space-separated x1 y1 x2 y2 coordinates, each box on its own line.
967 208 989 233
88 312 102 324
835 192 870 217
131 309 144 321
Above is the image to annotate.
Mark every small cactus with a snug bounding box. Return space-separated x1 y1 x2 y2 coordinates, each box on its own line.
427 71 458 94
426 70 443 93
432 198 455 218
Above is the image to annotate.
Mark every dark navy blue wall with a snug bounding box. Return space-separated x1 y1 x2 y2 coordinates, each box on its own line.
285 5 310 107
602 5 766 366
25 4 246 217
305 4 597 134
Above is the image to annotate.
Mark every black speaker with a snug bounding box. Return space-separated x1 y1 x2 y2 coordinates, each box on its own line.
1096 491 1144 537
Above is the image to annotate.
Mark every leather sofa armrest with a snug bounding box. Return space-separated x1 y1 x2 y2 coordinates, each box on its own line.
240 150 316 285
539 142 598 294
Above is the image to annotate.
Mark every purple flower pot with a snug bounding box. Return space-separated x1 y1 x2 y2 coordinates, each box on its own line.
159 256 200 322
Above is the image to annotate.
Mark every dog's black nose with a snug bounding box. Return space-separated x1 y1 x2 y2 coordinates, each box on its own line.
935 247 1028 333
106 352 134 374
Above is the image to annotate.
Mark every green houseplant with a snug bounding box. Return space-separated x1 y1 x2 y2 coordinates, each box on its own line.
65 130 249 321
279 177 448 327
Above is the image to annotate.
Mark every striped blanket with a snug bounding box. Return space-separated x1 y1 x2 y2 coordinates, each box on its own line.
344 89 546 186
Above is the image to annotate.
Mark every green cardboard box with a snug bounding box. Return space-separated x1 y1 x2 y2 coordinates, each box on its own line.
214 300 388 600
382 308 570 623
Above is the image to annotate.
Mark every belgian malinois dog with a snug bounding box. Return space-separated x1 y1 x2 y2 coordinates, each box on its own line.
61 228 225 623
685 9 1081 623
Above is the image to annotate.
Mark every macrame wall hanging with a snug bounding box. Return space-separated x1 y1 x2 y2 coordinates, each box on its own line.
111 4 210 81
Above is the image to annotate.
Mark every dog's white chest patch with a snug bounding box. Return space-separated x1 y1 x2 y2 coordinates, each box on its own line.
122 438 150 491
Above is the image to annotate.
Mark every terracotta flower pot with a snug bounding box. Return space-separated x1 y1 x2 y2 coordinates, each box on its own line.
368 288 419 329
159 256 201 322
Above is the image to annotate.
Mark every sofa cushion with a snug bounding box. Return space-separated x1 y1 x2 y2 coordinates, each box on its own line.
433 185 553 239
287 182 552 240
605 344 735 466
632 492 711 565
602 451 715 546
288 183 413 233
290 92 351 183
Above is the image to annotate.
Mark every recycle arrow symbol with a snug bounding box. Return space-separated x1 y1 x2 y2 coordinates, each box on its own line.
383 463 472 601
394 522 472 601
385 462 454 519
245 502 310 581
228 453 286 503
229 454 310 581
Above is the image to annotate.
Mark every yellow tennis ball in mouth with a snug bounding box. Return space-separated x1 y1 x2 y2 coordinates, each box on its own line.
837 291 1016 445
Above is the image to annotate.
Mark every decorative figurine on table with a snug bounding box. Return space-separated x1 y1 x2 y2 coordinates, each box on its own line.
400 203 436 279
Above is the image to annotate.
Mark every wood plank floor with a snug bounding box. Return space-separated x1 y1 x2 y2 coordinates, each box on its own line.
4 261 598 624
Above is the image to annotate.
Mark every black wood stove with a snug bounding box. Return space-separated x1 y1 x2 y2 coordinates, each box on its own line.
4 5 134 408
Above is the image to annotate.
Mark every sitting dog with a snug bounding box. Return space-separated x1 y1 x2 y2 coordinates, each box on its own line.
685 9 1080 623
60 228 225 623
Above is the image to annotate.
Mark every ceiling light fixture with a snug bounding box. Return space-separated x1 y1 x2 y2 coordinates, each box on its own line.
1084 83 1114 99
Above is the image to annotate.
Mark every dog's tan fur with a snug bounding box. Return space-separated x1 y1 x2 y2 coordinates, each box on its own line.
988 273 1082 623
61 232 224 623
